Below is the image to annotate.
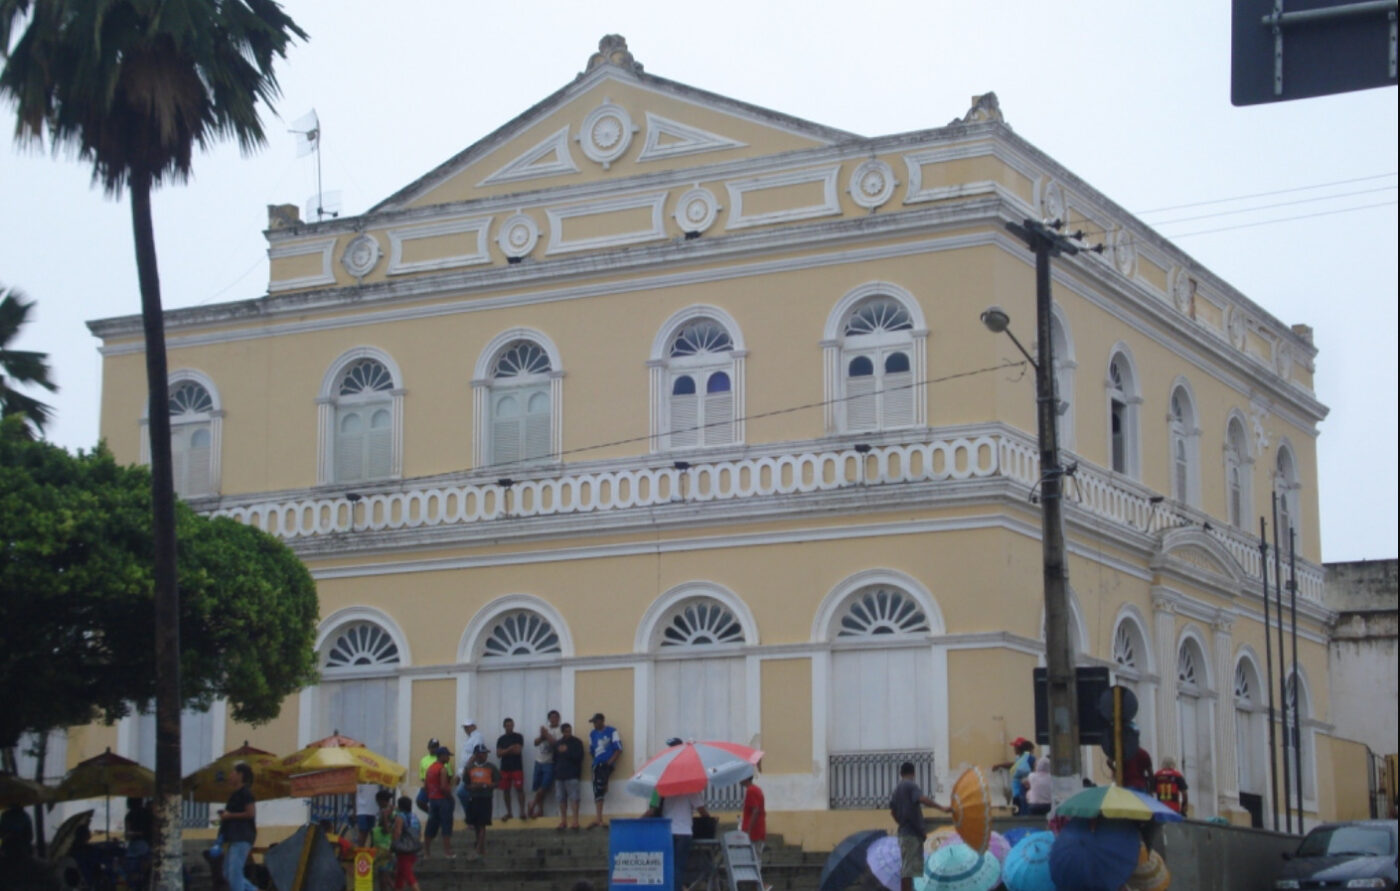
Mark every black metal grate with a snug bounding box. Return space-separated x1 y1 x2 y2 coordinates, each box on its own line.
829 750 936 809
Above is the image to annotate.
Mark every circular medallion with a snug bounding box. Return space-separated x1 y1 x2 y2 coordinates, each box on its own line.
1110 227 1137 277
1170 267 1193 313
579 102 634 168
1039 179 1066 224
497 213 540 260
673 187 719 235
848 159 895 209
1226 306 1247 349
340 233 381 278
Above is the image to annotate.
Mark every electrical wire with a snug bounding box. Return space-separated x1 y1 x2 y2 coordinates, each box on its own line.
478 358 1028 472
1134 172 1397 215
1146 200 1397 241
1147 185 1397 228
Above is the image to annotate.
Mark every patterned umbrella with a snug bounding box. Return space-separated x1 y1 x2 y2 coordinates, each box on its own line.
1000 830 1056 891
950 767 992 853
54 748 155 835
0 773 53 807
624 739 763 797
923 825 962 855
276 733 406 795
1053 784 1183 823
1047 818 1140 891
864 835 902 891
182 743 290 803
916 842 1001 891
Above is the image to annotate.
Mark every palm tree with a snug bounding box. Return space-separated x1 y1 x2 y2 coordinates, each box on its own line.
1 3 304 886
0 283 57 435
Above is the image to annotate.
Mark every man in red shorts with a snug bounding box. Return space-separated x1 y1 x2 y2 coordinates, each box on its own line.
496 717 526 821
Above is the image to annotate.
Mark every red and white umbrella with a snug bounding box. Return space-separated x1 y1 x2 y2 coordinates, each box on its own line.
625 740 764 797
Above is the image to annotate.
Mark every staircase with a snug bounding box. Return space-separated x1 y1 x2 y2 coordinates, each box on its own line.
413 823 826 890
184 823 827 890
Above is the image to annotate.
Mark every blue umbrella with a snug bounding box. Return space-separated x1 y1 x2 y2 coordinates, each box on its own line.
916 843 1001 891
1001 830 1057 891
1048 819 1140 891
819 829 887 891
1002 826 1037 849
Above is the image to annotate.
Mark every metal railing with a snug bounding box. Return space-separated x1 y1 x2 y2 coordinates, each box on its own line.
180 798 212 829
829 750 936 809
705 781 744 812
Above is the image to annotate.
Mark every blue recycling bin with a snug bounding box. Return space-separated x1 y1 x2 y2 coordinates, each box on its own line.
608 817 673 889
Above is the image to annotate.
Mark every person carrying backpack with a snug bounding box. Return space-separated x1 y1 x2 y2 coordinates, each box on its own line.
391 795 422 891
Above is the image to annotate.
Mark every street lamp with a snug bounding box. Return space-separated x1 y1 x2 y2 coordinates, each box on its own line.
981 292 1083 804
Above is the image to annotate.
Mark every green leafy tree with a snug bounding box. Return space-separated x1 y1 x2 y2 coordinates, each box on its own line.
0 283 57 435
1 4 305 882
0 415 318 761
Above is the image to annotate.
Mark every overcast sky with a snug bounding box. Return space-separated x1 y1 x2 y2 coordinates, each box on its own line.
3 1 1395 562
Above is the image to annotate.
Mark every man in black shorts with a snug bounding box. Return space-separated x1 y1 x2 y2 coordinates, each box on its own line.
462 744 501 861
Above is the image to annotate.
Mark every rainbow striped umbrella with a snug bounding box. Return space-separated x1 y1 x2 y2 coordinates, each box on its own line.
1053 783 1183 822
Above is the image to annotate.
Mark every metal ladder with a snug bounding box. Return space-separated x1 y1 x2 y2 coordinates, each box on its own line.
720 830 765 891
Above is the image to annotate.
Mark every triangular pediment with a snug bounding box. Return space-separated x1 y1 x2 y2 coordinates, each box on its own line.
372 47 857 212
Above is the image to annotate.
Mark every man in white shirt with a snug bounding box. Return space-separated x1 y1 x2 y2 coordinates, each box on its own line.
661 791 709 891
527 709 562 819
354 783 379 845
461 720 484 765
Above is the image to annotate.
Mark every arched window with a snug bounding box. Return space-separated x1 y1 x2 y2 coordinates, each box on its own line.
317 620 401 761
468 604 566 788
1168 384 1199 506
644 588 753 772
823 285 927 433
1284 673 1315 802
142 372 223 498
1225 415 1252 529
473 330 562 467
654 315 741 449
1111 615 1155 755
1049 310 1076 450
170 379 216 497
1276 444 1301 546
1234 656 1267 810
1107 350 1140 477
481 610 562 659
1175 636 1215 817
317 349 403 485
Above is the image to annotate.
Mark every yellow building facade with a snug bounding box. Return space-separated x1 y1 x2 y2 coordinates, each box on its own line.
78 36 1338 840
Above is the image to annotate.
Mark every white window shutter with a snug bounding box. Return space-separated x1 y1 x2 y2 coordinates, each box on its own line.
883 370 913 427
670 393 698 448
367 409 392 479
524 390 552 460
492 393 522 465
703 390 733 444
846 376 877 431
186 425 212 495
170 427 189 496
336 409 365 482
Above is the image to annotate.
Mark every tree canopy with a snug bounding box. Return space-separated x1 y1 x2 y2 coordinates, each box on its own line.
0 284 57 435
0 417 319 747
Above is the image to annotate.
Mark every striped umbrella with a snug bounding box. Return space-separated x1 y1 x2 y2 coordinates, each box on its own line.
624 740 763 797
1053 784 1183 823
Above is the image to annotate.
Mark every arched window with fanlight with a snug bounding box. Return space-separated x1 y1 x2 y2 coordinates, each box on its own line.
316 619 402 762
1168 382 1200 506
473 330 563 468
1234 655 1267 816
317 348 404 485
1175 634 1216 817
1111 614 1156 755
142 372 224 498
465 602 568 789
1284 672 1316 805
1106 349 1141 477
823 284 927 434
649 308 745 451
642 586 754 761
1225 414 1253 529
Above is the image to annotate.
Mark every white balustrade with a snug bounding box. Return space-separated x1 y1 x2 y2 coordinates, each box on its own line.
209 425 1322 602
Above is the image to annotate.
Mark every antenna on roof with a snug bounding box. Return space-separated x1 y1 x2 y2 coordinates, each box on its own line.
290 109 337 221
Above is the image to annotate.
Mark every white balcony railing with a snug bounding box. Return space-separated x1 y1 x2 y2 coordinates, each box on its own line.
209 425 1322 602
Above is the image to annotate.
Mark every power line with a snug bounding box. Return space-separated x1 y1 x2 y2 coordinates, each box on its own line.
1157 200 1398 240
480 358 1028 472
1149 185 1397 227
1135 172 1397 215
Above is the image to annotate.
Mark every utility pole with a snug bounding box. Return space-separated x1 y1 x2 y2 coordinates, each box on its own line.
1005 217 1089 800
1260 518 1281 832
